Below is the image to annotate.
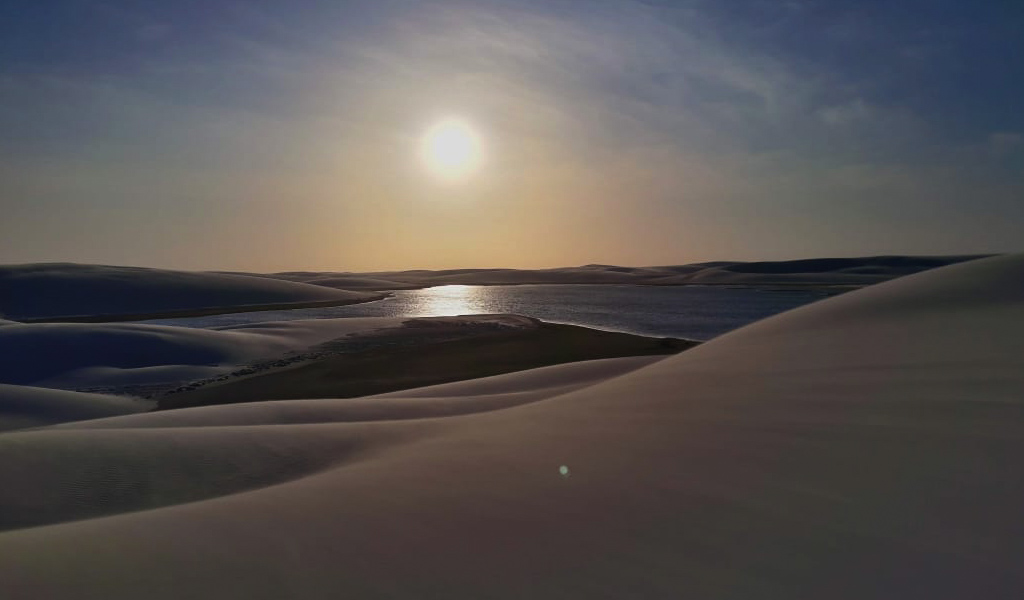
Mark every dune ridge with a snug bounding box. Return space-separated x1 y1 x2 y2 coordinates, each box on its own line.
0 385 146 432
0 263 384 321
0 317 413 392
0 255 1022 598
0 315 675 427
252 254 989 290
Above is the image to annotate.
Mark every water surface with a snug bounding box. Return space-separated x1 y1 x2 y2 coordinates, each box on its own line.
145 285 830 341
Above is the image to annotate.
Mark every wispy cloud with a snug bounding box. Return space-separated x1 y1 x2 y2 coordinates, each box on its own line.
1 0 1022 268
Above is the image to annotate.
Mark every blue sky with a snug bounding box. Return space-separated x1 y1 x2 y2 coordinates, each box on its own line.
1 0 1022 270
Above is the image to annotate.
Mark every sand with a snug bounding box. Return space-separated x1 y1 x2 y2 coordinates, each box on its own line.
0 254 1021 598
0 385 147 432
0 313 679 419
0 317 412 392
159 320 692 409
255 255 988 290
0 263 383 321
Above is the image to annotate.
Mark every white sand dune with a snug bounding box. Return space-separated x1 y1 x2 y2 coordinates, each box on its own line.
289 274 425 290
300 275 423 290
219 271 425 290
0 385 147 432
0 263 381 321
53 356 664 431
370 354 663 398
265 255 986 290
0 318 407 390
0 255 1022 598
0 315 543 393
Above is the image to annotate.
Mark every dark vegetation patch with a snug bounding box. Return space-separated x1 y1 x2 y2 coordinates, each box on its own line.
158 323 697 410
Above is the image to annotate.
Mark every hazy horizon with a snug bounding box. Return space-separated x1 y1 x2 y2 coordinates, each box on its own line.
1 251 1001 274
3 1 1022 271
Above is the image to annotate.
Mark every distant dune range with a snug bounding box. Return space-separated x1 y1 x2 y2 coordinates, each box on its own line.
243 254 990 290
0 254 1021 597
0 257 986 324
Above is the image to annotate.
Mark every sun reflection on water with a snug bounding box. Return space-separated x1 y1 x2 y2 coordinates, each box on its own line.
407 285 489 317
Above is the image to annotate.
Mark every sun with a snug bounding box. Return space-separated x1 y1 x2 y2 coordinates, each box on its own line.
421 118 483 181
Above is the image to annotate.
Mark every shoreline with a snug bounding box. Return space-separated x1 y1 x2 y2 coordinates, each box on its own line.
10 282 839 326
16 293 391 324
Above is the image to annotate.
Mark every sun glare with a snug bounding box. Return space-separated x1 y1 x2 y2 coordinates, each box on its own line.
421 118 483 181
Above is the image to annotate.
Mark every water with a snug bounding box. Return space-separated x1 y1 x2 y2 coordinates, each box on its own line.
144 285 830 341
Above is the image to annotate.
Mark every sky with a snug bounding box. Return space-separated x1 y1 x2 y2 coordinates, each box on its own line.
1 0 1022 271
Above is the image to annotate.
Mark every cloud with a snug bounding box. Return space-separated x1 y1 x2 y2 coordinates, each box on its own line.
817 99 871 126
989 131 1023 155
2 0 1022 268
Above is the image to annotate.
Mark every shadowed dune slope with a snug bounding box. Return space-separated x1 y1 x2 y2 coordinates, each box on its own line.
0 263 381 321
59 356 665 431
0 318 408 389
157 321 688 409
0 255 1022 598
0 385 146 432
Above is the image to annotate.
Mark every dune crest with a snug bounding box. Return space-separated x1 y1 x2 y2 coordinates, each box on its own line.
0 317 411 392
253 255 988 290
0 263 382 321
0 385 146 432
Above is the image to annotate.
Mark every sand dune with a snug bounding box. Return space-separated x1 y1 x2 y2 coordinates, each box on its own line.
0 385 146 432
53 357 665 431
0 263 383 321
159 320 687 409
296 275 422 290
0 315 601 397
370 354 663 398
0 255 1022 598
218 271 425 290
0 317 409 391
255 254 988 290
